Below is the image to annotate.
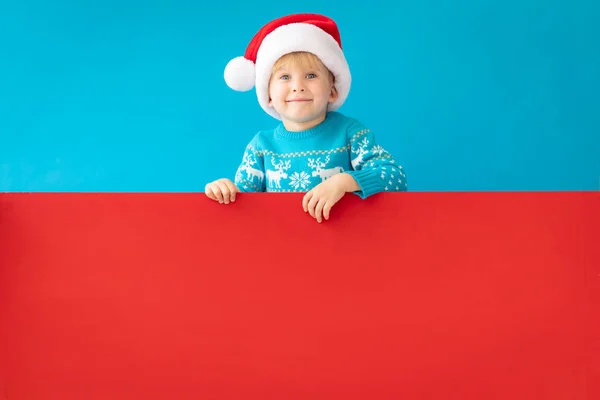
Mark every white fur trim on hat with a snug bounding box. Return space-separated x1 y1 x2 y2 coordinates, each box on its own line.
224 56 256 92
254 23 351 120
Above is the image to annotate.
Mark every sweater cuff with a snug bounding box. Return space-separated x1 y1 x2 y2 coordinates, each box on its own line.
346 169 381 199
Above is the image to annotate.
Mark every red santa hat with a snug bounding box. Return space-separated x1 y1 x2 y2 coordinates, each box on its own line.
223 13 352 120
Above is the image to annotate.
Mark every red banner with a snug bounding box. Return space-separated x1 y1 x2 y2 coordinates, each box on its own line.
1 192 598 399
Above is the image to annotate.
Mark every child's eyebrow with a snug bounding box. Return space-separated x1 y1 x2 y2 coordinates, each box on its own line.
272 65 321 75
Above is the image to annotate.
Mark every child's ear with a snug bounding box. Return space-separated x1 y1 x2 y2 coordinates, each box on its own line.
329 85 339 103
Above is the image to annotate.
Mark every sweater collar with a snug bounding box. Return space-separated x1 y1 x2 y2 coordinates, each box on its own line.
275 112 338 140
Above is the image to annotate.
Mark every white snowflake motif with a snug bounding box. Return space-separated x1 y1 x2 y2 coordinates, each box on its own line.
289 171 311 190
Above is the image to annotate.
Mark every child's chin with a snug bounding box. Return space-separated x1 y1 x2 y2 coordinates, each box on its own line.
285 113 310 121
286 110 323 122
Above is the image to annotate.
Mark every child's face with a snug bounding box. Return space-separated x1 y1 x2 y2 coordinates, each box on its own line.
268 57 338 131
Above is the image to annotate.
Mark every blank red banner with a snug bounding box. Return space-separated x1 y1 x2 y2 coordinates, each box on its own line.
1 192 598 399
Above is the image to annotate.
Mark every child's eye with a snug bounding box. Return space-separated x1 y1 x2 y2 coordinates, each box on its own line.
306 73 317 79
279 74 290 80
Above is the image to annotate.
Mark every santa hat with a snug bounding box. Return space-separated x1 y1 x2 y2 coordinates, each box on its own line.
223 13 352 120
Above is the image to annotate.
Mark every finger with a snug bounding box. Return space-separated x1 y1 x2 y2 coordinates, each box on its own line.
223 180 238 202
323 202 332 220
308 195 319 218
205 185 217 201
303 191 313 212
206 186 221 202
217 182 232 204
212 185 225 203
315 199 325 223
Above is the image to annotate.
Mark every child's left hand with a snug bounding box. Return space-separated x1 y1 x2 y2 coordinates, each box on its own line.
302 173 359 223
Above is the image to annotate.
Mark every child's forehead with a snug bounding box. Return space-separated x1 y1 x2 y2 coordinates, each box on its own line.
274 59 323 71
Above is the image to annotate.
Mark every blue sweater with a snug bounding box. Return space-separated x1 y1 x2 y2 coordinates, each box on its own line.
233 112 407 198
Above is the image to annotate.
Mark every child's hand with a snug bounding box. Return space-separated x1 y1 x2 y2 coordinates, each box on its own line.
205 178 240 204
302 173 359 223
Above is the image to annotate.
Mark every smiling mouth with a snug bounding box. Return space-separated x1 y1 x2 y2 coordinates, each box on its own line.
286 99 312 102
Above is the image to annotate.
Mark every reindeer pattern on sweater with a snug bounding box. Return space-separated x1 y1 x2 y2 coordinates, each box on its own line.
233 112 407 198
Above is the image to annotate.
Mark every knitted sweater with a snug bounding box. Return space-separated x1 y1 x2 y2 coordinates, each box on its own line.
233 112 407 198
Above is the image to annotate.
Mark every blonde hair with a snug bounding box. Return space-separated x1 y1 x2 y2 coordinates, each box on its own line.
271 51 335 83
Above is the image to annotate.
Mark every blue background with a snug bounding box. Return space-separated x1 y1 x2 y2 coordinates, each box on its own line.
1 0 598 192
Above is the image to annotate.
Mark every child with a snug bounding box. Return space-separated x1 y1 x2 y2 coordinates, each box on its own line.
205 13 407 222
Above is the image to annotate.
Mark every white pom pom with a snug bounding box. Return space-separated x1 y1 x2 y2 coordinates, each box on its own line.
224 56 255 92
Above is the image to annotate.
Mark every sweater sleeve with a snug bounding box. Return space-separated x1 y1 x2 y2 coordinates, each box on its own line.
344 122 408 199
233 139 266 192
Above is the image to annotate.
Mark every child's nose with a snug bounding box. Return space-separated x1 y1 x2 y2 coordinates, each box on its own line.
292 81 306 92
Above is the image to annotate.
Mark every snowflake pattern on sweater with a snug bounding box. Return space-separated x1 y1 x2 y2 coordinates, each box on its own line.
233 112 407 198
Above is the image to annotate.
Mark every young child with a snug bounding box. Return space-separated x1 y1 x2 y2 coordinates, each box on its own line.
205 13 407 222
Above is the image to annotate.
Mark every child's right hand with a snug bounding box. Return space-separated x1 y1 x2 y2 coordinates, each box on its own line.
205 178 240 204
